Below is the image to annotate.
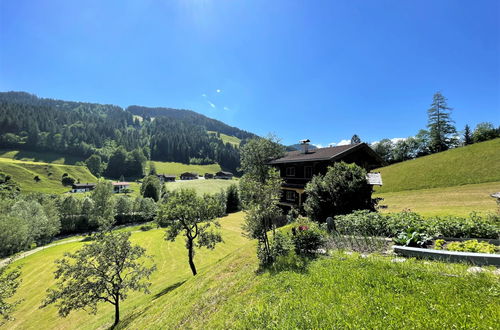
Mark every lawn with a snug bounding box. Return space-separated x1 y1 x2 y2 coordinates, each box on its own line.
208 131 241 147
0 158 97 194
375 138 500 193
164 179 237 195
5 211 500 329
375 181 500 217
150 161 222 177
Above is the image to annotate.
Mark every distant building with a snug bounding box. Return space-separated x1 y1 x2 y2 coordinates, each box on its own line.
112 182 130 193
157 174 176 183
204 173 214 179
180 172 198 180
71 183 96 193
269 140 385 209
215 171 233 180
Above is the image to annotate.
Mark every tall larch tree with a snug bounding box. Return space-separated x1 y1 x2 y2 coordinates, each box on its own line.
427 92 456 153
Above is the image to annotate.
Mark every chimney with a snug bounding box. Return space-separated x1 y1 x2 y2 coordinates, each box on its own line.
299 139 311 154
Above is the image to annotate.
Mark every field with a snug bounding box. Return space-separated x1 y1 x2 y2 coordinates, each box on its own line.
5 212 499 329
208 131 241 147
375 138 500 193
164 179 237 195
150 161 222 177
0 157 97 194
375 181 500 217
0 149 84 165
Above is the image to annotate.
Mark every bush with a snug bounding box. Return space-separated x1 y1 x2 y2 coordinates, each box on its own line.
291 220 325 254
445 240 498 254
61 176 75 186
426 213 499 238
304 162 376 222
393 228 432 247
140 224 155 231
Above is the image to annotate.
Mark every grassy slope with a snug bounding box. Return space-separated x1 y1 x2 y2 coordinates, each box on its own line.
0 158 97 194
6 213 499 329
0 149 84 165
151 161 221 177
164 179 237 195
375 138 500 193
208 131 241 147
375 181 500 217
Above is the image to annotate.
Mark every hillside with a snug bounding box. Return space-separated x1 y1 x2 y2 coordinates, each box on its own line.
0 158 97 194
375 138 500 193
6 212 499 329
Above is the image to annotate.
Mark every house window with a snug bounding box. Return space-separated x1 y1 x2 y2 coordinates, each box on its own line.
286 167 295 177
285 190 296 202
305 166 313 178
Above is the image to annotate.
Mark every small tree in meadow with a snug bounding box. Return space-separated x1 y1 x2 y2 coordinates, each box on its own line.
0 264 21 322
140 175 162 202
304 162 375 222
42 232 155 327
226 184 241 213
89 180 116 231
157 189 222 276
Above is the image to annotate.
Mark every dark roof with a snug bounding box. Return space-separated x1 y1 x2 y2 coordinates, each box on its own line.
158 174 176 178
72 183 96 188
180 172 198 176
269 143 359 164
216 171 233 176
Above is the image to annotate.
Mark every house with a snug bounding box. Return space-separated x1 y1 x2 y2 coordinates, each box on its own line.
215 171 233 180
157 174 176 183
269 140 385 208
180 172 198 180
112 182 130 193
71 183 96 193
204 173 214 179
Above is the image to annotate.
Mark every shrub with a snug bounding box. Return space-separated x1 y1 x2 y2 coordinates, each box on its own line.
426 213 499 239
393 228 432 247
334 210 390 236
140 224 154 231
61 176 75 186
304 162 376 222
445 240 498 254
291 220 325 254
434 239 445 250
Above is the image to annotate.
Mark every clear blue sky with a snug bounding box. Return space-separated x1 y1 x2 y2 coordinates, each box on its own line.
1 0 499 146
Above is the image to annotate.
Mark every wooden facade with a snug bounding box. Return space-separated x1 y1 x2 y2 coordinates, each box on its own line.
269 143 384 209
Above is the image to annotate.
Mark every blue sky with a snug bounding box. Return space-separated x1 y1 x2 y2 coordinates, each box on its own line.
1 0 499 146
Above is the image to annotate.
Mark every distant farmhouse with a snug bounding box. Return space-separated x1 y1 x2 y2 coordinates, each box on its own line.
71 183 96 193
204 173 214 179
269 140 384 208
157 174 176 183
180 172 198 180
71 181 131 193
215 171 233 180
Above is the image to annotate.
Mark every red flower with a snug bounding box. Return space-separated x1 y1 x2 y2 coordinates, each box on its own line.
298 226 309 231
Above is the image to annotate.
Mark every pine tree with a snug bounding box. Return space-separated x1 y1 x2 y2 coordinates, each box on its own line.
351 134 361 144
427 92 456 153
464 124 473 145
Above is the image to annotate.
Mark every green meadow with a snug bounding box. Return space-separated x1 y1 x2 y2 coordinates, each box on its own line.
150 161 222 177
4 212 499 329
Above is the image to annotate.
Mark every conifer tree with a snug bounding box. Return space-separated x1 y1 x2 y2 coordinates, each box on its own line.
427 92 456 153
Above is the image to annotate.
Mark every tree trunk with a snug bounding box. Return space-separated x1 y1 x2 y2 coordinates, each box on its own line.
114 297 120 327
187 238 197 276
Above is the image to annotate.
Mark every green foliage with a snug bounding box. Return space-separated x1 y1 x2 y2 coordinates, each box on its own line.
291 219 325 254
140 175 162 202
239 135 285 184
225 184 240 213
42 231 155 326
0 172 20 197
472 122 499 143
157 189 223 275
393 228 432 247
445 240 498 254
115 195 133 224
334 210 500 239
0 264 22 322
60 175 75 186
375 138 500 193
427 92 457 152
89 180 116 231
0 214 30 257
351 134 361 144
304 162 375 222
85 154 102 177
463 124 473 145
434 239 445 250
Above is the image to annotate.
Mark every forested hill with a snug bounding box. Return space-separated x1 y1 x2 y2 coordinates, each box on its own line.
0 91 253 175
127 105 257 140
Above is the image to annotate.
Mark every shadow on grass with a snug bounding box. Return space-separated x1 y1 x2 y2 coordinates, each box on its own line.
257 253 318 276
153 280 187 300
113 310 143 330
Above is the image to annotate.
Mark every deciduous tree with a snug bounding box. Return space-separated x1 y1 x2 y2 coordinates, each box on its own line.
0 264 21 323
42 232 155 327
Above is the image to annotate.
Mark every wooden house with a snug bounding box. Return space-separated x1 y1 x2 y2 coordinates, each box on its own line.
180 172 198 180
71 183 96 193
269 140 385 208
112 182 130 193
157 174 176 183
204 173 214 179
215 171 233 180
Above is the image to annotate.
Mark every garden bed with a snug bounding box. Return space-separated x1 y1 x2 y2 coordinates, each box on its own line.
393 245 500 266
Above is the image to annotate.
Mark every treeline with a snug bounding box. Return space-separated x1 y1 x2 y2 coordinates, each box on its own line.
371 92 500 164
0 92 249 174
